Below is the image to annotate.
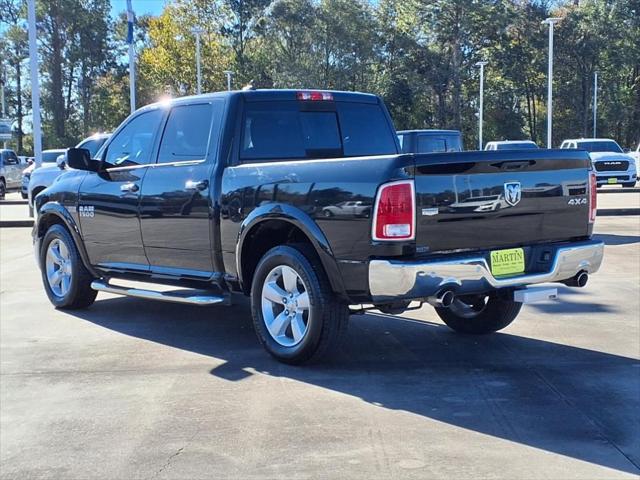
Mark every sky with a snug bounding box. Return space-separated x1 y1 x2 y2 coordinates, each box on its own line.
110 0 166 18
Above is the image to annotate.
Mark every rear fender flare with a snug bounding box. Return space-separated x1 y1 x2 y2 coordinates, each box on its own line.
236 203 346 298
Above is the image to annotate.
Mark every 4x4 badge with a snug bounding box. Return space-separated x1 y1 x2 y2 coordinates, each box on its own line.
504 182 522 206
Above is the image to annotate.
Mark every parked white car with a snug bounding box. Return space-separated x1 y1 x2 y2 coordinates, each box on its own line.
485 140 539 150
560 138 637 188
21 149 67 200
630 143 640 175
27 134 110 215
0 149 22 199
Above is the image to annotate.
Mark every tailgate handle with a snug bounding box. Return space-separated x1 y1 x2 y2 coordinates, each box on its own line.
491 160 535 170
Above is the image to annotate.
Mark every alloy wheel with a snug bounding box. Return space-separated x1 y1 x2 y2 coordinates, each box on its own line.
261 265 310 347
45 238 72 297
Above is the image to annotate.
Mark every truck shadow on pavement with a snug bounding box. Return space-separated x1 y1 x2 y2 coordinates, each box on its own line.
594 233 640 246
69 296 640 475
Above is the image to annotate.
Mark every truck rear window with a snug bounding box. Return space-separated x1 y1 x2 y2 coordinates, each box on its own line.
241 101 397 161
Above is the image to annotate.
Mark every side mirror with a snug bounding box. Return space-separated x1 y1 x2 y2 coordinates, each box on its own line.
56 153 66 170
623 148 630 153
67 148 100 172
27 158 34 165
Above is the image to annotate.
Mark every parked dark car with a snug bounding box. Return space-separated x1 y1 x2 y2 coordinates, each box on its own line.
397 129 463 153
33 89 603 364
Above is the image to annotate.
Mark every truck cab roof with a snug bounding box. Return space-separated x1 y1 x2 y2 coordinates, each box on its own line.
142 89 381 112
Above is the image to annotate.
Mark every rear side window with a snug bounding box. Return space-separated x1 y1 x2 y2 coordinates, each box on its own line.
240 101 397 161
158 103 214 163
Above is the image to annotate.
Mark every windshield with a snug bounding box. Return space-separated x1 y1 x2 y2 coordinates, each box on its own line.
576 141 623 153
42 151 64 162
78 137 108 157
496 142 538 150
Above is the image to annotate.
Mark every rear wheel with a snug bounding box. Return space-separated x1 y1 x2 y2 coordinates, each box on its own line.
0 179 6 200
40 224 97 309
250 244 349 364
435 292 522 334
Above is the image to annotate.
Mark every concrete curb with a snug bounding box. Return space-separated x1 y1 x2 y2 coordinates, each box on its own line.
0 220 34 228
597 208 640 216
597 187 640 194
0 200 29 205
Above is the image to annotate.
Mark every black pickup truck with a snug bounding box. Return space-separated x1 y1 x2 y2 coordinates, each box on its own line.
33 89 604 364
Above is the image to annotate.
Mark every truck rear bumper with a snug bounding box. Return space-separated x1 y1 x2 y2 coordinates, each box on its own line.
368 239 604 302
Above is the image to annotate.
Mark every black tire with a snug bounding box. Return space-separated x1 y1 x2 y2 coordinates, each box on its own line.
435 292 522 335
622 182 636 188
21 191 28 199
0 179 5 200
322 209 333 217
250 244 349 364
40 224 97 309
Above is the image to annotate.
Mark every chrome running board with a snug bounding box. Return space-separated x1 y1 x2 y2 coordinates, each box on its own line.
91 280 230 306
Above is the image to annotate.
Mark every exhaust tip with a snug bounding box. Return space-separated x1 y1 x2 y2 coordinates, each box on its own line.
428 289 455 308
576 271 589 288
440 290 455 308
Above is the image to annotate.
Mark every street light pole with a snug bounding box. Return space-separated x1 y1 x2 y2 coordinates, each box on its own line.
223 71 234 91
475 61 488 151
593 71 598 138
27 0 42 168
126 0 136 114
542 17 561 149
1 66 6 149
192 28 204 95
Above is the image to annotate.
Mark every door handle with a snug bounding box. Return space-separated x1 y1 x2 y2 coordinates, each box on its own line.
185 179 209 191
120 182 139 193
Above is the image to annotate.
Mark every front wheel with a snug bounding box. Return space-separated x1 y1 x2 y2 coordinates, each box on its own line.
40 224 97 309
250 244 349 364
0 179 5 200
622 182 636 188
435 292 522 334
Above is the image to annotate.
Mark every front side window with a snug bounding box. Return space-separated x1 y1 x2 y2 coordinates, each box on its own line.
3 151 18 165
157 103 214 163
104 109 164 168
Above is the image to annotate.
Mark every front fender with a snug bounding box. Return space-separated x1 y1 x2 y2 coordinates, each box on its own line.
236 203 346 298
34 202 99 278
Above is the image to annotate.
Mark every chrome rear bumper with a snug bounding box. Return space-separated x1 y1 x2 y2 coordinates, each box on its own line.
368 240 604 302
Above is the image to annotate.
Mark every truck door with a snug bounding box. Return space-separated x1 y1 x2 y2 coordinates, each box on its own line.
139 100 224 275
78 108 165 270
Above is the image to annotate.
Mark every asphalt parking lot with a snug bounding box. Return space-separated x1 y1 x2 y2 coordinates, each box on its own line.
1 216 639 479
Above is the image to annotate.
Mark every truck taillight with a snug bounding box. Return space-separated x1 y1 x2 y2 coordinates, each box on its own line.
372 180 415 241
296 91 333 101
589 171 597 223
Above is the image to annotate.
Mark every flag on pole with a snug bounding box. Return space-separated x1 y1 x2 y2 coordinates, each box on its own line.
126 0 135 44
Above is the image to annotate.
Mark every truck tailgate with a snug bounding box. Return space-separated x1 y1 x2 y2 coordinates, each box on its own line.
411 150 592 253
